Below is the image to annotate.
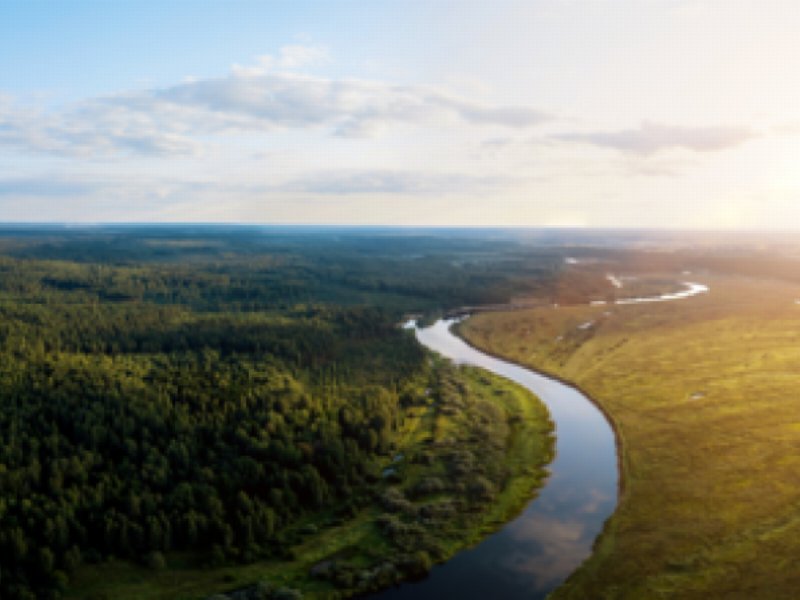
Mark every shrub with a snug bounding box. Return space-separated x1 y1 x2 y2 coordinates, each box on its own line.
146 551 166 571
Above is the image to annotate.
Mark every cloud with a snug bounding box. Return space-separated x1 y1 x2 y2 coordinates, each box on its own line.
0 177 94 197
0 96 201 157
432 97 549 128
277 169 510 195
0 168 509 213
0 60 551 158
553 121 756 155
231 44 331 76
154 72 550 135
772 122 800 136
507 514 589 588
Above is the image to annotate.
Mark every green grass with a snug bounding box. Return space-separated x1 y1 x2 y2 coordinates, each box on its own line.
460 275 800 599
65 361 554 600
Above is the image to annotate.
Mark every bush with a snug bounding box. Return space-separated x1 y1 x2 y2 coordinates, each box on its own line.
467 476 495 503
146 551 166 571
272 587 303 600
409 476 445 498
251 579 274 599
380 487 415 514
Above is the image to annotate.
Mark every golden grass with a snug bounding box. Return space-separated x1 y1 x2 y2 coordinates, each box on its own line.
460 275 800 599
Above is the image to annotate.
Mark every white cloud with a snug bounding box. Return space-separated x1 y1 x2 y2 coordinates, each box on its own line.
0 177 93 197
154 71 550 135
231 44 331 76
0 64 550 158
553 121 757 156
0 95 201 157
277 169 511 195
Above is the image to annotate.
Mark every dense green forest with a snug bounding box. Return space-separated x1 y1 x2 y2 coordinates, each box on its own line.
0 227 560 599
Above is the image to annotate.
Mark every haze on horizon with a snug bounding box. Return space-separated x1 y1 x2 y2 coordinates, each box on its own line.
2 0 799 229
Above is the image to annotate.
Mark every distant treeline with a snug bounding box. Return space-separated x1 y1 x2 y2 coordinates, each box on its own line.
0 228 565 310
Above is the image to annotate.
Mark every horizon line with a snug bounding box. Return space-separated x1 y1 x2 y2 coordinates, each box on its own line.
1 222 799 234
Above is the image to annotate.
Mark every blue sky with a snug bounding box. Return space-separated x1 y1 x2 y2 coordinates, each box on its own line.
2 1 800 227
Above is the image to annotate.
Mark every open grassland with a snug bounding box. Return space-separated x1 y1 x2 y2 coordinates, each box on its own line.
66 363 554 600
459 275 800 599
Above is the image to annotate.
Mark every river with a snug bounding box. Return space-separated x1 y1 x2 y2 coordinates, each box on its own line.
376 318 618 599
376 281 708 599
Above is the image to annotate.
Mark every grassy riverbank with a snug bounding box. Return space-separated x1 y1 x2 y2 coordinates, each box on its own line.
460 275 800 599
66 361 554 600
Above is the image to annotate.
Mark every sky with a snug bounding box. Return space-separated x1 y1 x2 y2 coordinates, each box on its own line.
2 0 800 228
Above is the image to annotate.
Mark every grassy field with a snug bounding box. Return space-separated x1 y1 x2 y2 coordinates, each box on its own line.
65 362 554 600
459 274 800 599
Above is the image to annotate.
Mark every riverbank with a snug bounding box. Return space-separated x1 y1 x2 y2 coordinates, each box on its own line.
450 318 627 512
459 275 800 599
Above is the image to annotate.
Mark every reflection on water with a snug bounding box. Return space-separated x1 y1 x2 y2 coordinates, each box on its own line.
375 319 618 600
615 281 708 304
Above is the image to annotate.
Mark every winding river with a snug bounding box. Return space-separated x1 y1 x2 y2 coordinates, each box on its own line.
377 281 708 599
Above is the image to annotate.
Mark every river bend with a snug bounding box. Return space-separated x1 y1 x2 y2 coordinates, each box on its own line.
377 319 618 599
378 280 708 599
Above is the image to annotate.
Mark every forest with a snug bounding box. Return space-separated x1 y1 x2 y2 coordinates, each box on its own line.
0 226 561 599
